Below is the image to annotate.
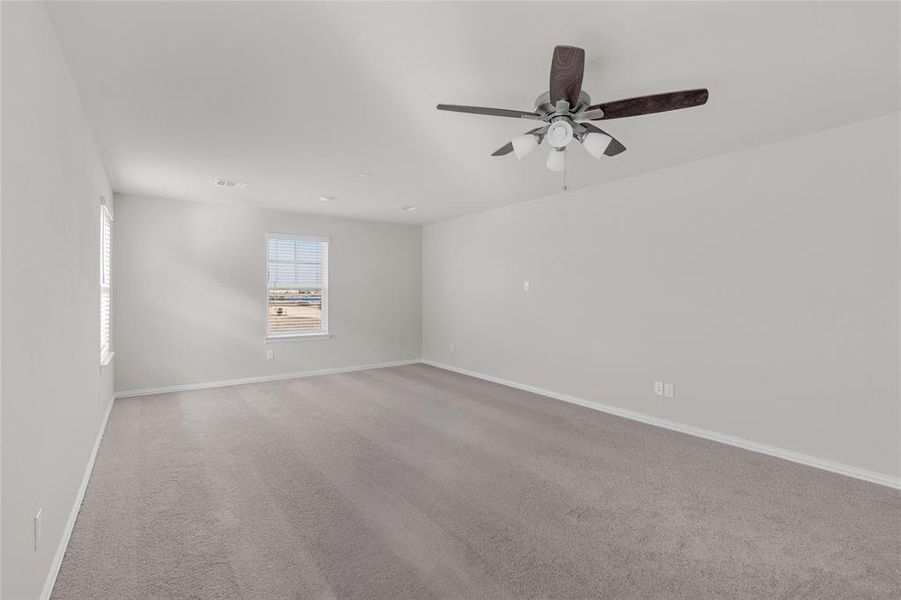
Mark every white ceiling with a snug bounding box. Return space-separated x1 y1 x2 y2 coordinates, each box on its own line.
47 1 899 225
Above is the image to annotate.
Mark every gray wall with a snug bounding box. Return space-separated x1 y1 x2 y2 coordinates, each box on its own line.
423 113 900 479
113 195 422 392
1 3 115 598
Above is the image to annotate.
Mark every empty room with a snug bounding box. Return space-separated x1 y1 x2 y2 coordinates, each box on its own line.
1 1 899 599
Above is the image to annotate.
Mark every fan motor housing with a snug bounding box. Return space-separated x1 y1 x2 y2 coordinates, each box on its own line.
534 91 592 116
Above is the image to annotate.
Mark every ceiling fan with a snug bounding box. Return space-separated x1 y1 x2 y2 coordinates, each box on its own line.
437 45 708 173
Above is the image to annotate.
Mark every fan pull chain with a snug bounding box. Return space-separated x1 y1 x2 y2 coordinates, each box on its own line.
562 149 568 191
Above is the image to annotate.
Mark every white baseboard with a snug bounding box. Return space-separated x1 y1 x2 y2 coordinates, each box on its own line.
422 360 901 490
40 393 115 600
115 359 422 399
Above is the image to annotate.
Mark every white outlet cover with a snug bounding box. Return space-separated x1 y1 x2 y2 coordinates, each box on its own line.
523 280 530 292
266 349 274 360
654 381 664 396
664 383 675 398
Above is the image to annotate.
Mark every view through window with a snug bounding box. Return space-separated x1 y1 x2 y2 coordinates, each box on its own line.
267 235 329 337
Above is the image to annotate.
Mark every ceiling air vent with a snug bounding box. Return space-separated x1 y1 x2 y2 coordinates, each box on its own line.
215 178 249 189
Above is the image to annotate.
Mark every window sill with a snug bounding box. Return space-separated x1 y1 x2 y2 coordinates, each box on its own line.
100 351 115 368
265 333 331 343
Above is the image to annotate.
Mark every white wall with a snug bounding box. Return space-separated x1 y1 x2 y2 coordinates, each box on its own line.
423 113 900 480
1 3 115 598
113 195 422 392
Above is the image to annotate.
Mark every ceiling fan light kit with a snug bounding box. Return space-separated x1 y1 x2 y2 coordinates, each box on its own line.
546 120 574 148
546 148 566 172
437 45 708 177
512 133 540 159
582 131 613 159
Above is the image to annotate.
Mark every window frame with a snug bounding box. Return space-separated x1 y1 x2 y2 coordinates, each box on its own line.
100 202 113 366
264 233 330 341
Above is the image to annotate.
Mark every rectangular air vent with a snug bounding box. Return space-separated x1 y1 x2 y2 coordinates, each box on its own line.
215 179 249 189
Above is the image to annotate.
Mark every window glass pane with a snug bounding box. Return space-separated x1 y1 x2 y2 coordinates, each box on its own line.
100 289 110 357
267 237 328 336
100 208 112 360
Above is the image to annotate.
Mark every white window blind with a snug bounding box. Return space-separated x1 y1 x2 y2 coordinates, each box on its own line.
100 204 112 363
266 234 329 337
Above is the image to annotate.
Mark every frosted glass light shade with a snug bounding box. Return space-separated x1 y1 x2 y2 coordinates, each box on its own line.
546 148 566 172
511 134 540 159
582 132 613 158
546 121 574 148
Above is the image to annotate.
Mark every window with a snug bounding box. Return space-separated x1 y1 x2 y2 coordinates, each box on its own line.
100 203 112 364
266 234 329 338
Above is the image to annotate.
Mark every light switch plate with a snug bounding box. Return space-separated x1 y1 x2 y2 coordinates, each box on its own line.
523 280 530 292
654 381 664 396
664 382 674 398
266 349 274 360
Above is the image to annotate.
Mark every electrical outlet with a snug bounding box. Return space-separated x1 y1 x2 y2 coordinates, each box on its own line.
523 280 530 292
664 382 674 398
266 349 274 360
654 381 664 396
34 509 42 551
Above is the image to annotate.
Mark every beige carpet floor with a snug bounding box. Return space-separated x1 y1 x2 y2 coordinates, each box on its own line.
52 364 900 599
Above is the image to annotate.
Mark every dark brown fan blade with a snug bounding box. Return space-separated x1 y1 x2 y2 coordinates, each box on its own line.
491 142 514 156
588 89 708 120
437 104 541 119
491 127 545 156
549 45 585 108
580 122 626 156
